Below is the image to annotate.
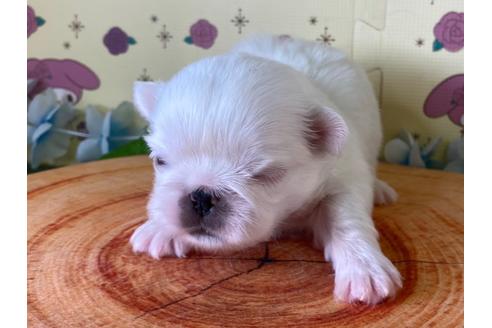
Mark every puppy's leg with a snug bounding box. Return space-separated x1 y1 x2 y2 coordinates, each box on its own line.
374 179 398 206
317 179 402 304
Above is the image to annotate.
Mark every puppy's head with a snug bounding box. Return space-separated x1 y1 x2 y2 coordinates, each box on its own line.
133 54 348 252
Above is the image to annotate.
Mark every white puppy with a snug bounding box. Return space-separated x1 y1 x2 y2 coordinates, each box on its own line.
130 35 402 304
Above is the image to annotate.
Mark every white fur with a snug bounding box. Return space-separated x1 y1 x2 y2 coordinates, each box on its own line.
131 35 401 304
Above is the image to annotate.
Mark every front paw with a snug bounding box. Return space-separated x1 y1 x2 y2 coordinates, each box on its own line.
129 221 188 259
334 253 402 305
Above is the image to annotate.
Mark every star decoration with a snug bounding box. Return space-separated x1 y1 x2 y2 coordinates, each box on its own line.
150 15 158 23
316 27 336 45
156 24 173 48
68 14 85 39
138 68 153 82
231 8 250 34
309 16 318 25
416 38 425 47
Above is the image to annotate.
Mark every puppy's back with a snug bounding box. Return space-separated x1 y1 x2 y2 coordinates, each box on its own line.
231 35 382 166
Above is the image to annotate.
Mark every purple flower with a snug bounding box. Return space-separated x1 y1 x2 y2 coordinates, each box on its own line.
27 6 37 38
188 19 218 49
433 12 464 52
28 6 44 38
424 74 464 127
103 27 136 55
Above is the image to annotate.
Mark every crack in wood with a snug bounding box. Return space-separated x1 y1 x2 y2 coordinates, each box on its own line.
133 264 264 320
178 256 462 266
182 256 328 264
133 243 271 321
393 259 464 265
132 243 462 321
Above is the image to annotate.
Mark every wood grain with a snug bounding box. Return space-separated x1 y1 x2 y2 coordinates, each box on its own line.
28 156 463 327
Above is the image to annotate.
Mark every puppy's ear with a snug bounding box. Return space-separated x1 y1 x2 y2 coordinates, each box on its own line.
133 81 166 121
304 107 348 156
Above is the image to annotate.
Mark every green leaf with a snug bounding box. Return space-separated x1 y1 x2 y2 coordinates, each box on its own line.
36 16 46 26
127 36 137 45
433 39 443 51
427 159 446 170
184 36 193 44
100 138 149 160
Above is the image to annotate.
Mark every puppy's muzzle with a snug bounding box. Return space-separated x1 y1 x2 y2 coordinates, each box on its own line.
189 189 217 218
180 187 229 233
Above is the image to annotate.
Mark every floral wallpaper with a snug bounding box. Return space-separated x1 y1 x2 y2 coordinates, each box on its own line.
103 27 137 55
27 0 463 172
27 58 100 104
432 12 464 52
184 20 218 49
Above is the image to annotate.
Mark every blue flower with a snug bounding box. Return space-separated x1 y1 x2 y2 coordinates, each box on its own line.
444 137 464 173
76 101 146 162
384 130 441 168
27 89 75 168
27 78 39 107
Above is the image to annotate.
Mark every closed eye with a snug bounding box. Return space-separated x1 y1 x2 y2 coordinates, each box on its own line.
150 152 167 168
251 165 287 185
155 157 166 166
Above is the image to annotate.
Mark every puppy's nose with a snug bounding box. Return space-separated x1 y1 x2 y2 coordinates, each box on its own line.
189 189 216 218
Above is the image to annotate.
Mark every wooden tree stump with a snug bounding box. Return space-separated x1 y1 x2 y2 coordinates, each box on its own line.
28 156 463 327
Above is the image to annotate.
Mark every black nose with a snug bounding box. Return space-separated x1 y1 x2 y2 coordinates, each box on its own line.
190 189 215 218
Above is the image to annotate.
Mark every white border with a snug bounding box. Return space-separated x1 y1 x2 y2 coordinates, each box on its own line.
0 0 27 326
465 1 492 326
